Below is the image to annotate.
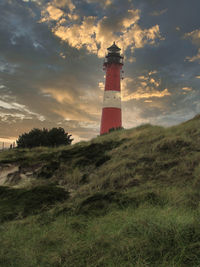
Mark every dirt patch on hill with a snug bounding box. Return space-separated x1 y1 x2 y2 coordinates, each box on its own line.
0 164 42 187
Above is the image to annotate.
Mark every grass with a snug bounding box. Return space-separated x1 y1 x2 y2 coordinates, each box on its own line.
0 185 69 222
1 184 200 266
1 115 200 266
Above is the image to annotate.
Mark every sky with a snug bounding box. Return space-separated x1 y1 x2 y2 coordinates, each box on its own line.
0 0 200 145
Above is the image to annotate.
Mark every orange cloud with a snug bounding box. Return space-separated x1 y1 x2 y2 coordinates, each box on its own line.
39 2 164 58
122 9 140 28
185 29 200 46
149 78 160 87
86 0 112 7
42 88 75 103
51 0 75 10
40 5 64 22
182 87 192 91
121 74 164 102
41 86 101 122
138 75 148 80
53 16 98 53
47 5 63 20
122 88 171 101
53 108 88 121
98 82 104 91
144 100 153 103
40 0 76 23
148 70 158 75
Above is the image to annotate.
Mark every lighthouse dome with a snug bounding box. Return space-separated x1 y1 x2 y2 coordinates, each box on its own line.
105 42 123 65
107 42 121 52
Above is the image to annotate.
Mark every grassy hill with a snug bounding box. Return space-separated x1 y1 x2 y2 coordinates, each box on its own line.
0 115 200 266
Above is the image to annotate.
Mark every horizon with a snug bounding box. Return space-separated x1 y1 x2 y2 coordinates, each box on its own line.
0 0 200 145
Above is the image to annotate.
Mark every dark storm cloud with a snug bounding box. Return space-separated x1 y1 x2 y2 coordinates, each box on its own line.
0 0 200 143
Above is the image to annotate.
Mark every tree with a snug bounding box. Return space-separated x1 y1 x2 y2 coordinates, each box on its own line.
17 127 73 148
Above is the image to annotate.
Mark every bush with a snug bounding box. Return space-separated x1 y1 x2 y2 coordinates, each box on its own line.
109 127 124 133
17 127 73 148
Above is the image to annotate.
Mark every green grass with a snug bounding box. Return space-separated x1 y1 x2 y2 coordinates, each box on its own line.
0 185 69 222
1 184 200 266
1 115 200 266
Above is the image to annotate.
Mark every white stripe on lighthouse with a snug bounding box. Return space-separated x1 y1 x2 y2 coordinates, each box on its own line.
103 90 121 109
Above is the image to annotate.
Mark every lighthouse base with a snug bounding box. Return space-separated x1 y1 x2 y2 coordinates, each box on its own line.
100 107 122 135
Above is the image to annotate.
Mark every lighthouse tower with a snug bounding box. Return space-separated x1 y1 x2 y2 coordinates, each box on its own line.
100 42 124 135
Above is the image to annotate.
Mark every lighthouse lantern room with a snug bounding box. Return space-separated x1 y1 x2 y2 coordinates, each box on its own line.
100 42 124 135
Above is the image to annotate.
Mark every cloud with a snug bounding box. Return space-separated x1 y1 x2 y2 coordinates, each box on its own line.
86 0 112 8
0 94 45 121
41 85 102 122
121 9 140 28
42 88 74 104
118 24 163 53
41 5 64 21
150 8 168 16
54 17 162 58
40 0 76 23
185 49 200 63
149 78 160 87
121 75 170 102
122 88 171 101
185 29 200 46
182 87 192 91
138 75 148 80
39 0 163 58
52 8 140 56
0 60 19 74
148 70 158 75
53 0 75 11
53 16 98 53
185 29 200 63
98 82 104 91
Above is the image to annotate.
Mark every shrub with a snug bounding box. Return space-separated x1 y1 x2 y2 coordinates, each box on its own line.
17 127 73 148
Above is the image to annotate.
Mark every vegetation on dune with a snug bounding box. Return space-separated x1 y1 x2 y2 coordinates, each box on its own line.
0 115 200 266
1 184 200 266
0 185 69 223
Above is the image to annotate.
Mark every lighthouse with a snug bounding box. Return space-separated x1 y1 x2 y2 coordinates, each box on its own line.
100 42 124 135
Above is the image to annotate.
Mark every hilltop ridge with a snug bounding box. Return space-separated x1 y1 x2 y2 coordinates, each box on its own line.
1 114 200 191
1 115 200 266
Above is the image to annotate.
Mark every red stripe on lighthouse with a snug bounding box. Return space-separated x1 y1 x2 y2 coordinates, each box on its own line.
100 107 122 135
105 64 121 91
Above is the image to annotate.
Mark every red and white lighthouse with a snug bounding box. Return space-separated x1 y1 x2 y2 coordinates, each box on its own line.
100 42 124 135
